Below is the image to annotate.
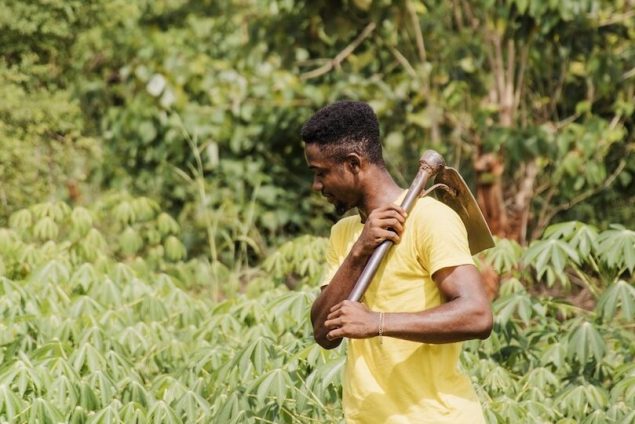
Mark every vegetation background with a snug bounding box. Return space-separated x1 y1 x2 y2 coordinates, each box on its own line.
0 0 633 422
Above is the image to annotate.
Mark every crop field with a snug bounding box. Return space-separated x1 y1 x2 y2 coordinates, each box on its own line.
0 200 633 423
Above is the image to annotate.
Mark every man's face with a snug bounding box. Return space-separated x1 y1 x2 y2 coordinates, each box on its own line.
304 143 357 215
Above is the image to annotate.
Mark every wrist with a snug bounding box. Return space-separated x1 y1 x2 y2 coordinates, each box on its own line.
378 311 385 343
350 243 370 263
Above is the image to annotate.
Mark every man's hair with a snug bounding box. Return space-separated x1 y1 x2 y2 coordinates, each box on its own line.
301 101 384 165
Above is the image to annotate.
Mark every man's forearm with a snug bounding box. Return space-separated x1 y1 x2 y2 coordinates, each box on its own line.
311 249 369 349
382 298 493 344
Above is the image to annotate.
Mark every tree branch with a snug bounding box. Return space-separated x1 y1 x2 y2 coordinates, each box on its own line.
486 30 506 115
301 22 376 80
407 1 427 64
389 46 417 77
599 10 635 27
452 0 465 30
538 159 627 233
513 41 529 114
506 38 515 104
514 160 538 244
502 38 515 126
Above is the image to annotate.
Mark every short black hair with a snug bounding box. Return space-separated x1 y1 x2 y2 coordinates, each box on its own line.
301 101 383 165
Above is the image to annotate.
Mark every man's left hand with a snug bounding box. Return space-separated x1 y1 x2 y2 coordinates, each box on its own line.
324 300 379 341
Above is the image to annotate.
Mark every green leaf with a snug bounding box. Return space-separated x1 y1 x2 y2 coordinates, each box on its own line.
88 400 121 424
495 292 533 324
597 279 635 321
157 213 179 235
256 369 291 406
544 222 579 240
0 384 25 420
9 209 33 232
214 393 241 423
113 202 136 225
71 207 94 236
174 390 210 422
597 225 635 273
567 321 606 364
568 223 599 260
524 367 559 393
148 400 182 424
138 121 157 144
610 375 635 403
483 238 522 274
34 217 59 240
523 239 580 281
164 236 186 261
119 227 143 256
306 356 345 393
120 402 148 424
28 397 64 424
69 406 88 424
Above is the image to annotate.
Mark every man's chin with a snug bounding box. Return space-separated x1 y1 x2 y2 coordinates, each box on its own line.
334 203 350 216
322 196 350 216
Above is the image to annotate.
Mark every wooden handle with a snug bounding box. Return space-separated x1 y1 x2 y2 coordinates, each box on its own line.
347 150 445 302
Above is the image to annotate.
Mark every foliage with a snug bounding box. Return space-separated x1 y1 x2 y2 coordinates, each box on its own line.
0 0 104 223
1 194 186 282
3 0 631 252
1 199 634 422
477 220 635 422
0 199 342 423
263 235 328 289
469 276 635 423
517 221 634 295
0 67 101 222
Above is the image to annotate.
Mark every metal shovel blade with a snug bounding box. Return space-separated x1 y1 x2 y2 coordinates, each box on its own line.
433 167 495 254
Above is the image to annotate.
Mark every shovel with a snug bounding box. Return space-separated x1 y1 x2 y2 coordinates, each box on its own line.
347 150 495 302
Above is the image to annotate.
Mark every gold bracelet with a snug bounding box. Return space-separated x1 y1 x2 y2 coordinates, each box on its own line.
379 312 384 344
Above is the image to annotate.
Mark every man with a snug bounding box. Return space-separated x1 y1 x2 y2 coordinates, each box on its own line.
302 101 493 423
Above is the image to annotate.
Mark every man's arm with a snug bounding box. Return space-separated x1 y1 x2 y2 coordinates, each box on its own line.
323 264 493 343
310 250 368 349
311 204 407 349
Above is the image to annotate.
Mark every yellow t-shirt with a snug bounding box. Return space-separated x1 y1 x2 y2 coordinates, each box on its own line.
323 194 485 424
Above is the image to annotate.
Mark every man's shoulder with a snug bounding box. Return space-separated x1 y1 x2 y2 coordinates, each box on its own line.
411 196 457 219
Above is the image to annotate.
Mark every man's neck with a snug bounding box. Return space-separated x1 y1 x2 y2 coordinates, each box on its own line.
357 168 404 222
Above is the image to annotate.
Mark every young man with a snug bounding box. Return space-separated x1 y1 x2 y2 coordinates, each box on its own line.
302 101 493 423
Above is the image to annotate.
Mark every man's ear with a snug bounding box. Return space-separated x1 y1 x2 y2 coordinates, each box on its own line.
345 153 362 174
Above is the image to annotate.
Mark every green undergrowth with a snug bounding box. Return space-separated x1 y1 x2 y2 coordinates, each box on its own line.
0 199 633 423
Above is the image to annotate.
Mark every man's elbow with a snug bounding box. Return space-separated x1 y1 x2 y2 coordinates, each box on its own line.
311 298 342 349
316 337 342 350
313 326 342 350
473 307 493 339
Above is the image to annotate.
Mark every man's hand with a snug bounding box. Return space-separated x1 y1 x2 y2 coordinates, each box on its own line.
324 300 379 341
352 205 407 258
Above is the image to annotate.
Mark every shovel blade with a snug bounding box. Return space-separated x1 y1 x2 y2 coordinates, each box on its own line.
433 167 495 254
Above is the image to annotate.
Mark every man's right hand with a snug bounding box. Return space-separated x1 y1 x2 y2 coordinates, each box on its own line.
352 204 407 258
312 203 407 349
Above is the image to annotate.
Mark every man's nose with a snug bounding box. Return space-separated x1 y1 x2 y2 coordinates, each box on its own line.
312 178 322 192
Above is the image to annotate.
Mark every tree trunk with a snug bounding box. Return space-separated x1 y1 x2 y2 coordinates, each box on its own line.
474 152 508 238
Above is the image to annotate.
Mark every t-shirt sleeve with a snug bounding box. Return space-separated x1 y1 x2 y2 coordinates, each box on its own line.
321 224 343 288
415 199 474 277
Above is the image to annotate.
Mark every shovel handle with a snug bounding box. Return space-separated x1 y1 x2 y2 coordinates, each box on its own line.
347 150 445 302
